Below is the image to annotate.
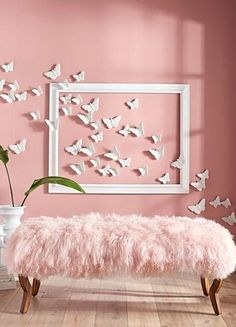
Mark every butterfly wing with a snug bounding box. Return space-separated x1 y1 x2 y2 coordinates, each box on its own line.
30 111 40 120
197 169 209 180
0 92 14 103
0 79 5 91
221 213 236 226
72 95 82 105
90 121 100 130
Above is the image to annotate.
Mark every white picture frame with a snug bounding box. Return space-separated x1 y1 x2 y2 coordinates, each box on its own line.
48 83 190 194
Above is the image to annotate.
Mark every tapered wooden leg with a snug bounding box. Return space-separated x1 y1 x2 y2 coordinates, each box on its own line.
18 275 32 313
209 278 223 315
201 276 210 296
32 278 41 296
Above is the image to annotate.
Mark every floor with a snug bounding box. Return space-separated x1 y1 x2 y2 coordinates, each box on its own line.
0 273 235 327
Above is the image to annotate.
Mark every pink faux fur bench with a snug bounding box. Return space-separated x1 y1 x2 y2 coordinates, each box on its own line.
4 214 236 315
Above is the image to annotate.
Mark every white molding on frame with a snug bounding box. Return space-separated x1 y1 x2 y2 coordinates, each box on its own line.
48 83 190 194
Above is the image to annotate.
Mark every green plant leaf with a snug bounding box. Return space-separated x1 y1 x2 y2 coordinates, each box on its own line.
0 146 9 165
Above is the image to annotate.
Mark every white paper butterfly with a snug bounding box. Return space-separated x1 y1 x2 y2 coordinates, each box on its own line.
60 107 72 116
158 172 170 184
58 79 70 89
65 140 83 155
9 138 27 154
118 125 131 137
72 71 85 82
90 121 101 130
90 131 103 143
221 212 236 226
98 165 118 176
45 118 59 131
104 146 120 160
31 86 43 96
30 111 40 120
171 153 185 169
1 62 14 72
72 95 83 105
118 157 131 168
77 112 93 125
151 135 161 143
102 115 122 129
126 98 139 109
80 143 95 156
60 94 72 104
149 146 164 160
129 122 144 137
190 179 206 192
0 90 15 103
44 64 61 80
138 166 148 176
209 196 221 208
197 169 209 180
90 157 101 167
188 198 206 215
15 91 27 102
221 198 231 208
0 79 5 91
81 98 99 113
8 80 19 91
69 162 85 175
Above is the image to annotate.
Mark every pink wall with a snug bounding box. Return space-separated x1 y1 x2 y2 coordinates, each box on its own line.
0 0 235 235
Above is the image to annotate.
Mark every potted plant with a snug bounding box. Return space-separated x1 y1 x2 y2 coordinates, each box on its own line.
0 145 85 241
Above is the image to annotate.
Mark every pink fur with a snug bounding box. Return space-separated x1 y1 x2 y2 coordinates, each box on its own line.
4 214 236 279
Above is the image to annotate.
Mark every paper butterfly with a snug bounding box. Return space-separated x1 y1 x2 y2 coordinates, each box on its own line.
129 122 144 137
30 111 40 120
1 61 14 72
90 131 103 143
80 143 95 156
0 79 5 91
60 94 72 104
69 162 85 175
138 166 148 176
0 90 15 103
171 153 185 169
118 157 131 168
58 79 70 89
221 198 231 208
81 98 99 113
104 146 120 160
45 118 59 131
60 107 72 116
9 138 27 154
149 146 164 160
118 125 131 137
71 95 83 105
151 135 161 143
65 139 83 155
90 121 101 130
102 115 122 129
44 64 61 80
15 91 27 102
209 196 221 208
221 212 236 226
90 157 101 167
72 71 85 82
158 172 170 184
188 198 206 215
31 86 43 96
125 98 139 109
190 179 206 192
98 165 118 176
77 112 93 125
8 80 19 91
197 169 209 180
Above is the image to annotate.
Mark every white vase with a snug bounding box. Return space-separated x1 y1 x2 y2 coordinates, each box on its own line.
0 205 25 242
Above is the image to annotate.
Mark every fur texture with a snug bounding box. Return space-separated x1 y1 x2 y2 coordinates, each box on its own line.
4 214 236 279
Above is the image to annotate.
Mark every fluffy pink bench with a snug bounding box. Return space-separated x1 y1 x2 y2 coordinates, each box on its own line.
4 214 236 315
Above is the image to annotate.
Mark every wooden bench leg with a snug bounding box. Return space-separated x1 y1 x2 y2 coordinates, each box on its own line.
209 278 223 315
200 276 210 296
18 275 32 314
32 278 41 296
